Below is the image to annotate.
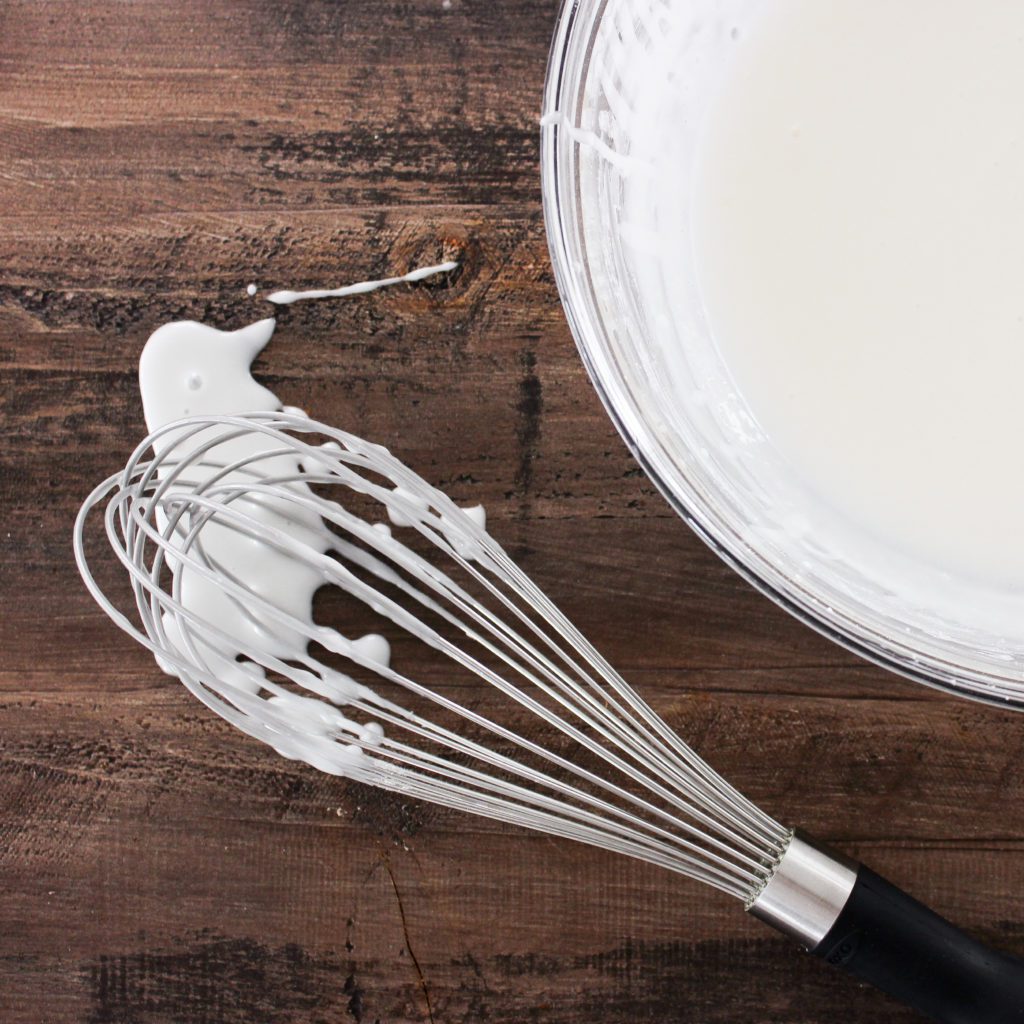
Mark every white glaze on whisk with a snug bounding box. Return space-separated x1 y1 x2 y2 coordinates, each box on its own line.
135 317 395 766
76 402 787 899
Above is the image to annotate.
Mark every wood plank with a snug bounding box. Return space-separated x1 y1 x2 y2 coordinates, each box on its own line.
2 1 1022 1022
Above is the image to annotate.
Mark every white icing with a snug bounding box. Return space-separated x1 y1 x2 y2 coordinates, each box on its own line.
350 633 391 667
462 505 486 531
136 316 490 776
139 318 390 756
386 486 431 529
246 283 257 297
139 319 279 432
689 2 1024 585
540 111 647 174
267 260 458 305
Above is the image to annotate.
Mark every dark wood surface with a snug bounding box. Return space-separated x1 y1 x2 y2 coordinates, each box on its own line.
3 3 1023 1022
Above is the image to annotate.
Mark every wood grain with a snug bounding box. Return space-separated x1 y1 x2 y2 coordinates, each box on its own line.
2 2 1022 1022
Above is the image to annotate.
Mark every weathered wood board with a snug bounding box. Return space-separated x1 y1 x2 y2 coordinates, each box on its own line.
2 3 1022 1021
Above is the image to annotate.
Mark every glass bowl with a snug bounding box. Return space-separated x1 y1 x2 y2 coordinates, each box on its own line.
540 0 1024 707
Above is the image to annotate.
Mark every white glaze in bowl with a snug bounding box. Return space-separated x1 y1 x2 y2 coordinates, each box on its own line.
541 0 1024 706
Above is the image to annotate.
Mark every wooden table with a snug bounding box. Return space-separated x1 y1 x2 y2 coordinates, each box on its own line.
3 3 1022 1021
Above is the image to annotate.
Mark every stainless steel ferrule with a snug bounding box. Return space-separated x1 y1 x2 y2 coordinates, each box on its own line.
746 830 860 949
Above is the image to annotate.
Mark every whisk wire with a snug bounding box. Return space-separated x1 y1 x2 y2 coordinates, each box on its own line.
127 483 772 883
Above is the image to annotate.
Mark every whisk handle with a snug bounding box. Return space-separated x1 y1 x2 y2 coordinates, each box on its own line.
812 864 1024 1023
750 832 1024 1021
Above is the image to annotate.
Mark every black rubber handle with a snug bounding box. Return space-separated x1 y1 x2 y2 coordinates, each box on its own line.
813 866 1024 1022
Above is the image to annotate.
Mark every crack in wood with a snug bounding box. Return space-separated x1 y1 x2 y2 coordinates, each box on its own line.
382 851 434 1024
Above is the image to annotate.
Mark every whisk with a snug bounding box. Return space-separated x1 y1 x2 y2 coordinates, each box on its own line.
74 411 1024 1023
